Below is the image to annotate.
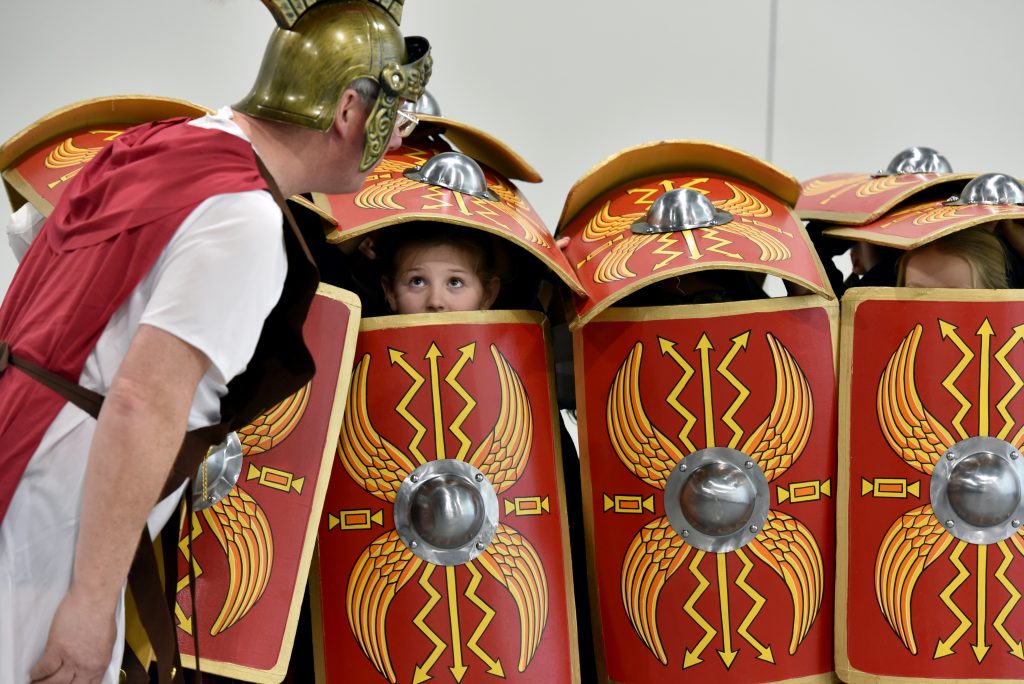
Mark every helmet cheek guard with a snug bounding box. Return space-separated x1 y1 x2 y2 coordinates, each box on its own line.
360 36 432 172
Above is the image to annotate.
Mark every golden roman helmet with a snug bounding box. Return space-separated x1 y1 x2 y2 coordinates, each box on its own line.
236 0 432 171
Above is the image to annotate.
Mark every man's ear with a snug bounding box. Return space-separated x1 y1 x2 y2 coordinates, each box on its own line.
481 276 500 310
381 276 398 312
333 88 366 140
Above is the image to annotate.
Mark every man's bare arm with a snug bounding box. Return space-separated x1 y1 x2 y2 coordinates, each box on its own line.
31 323 210 683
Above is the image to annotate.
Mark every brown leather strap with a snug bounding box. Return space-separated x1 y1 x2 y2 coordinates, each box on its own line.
0 341 104 418
127 530 184 684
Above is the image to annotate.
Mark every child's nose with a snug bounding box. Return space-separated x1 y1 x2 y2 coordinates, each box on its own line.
426 287 447 312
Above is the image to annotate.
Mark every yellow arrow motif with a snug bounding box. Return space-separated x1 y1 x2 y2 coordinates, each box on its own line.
734 549 774 663
938 321 976 441
973 545 990 662
716 553 739 668
683 551 717 669
446 566 467 680
993 541 1024 660
935 541 972 658
659 337 698 453
978 320 994 437
388 348 428 465
464 561 505 676
444 344 477 460
412 566 447 684
996 325 1024 443
716 332 751 449
175 514 204 634
696 334 716 449
426 344 446 460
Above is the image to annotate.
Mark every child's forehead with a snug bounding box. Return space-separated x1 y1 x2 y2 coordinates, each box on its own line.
395 241 480 269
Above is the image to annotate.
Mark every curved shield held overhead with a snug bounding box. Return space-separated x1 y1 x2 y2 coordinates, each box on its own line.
558 140 832 328
838 288 1024 682
0 95 211 215
315 311 579 684
796 146 973 225
562 140 837 683
174 284 361 682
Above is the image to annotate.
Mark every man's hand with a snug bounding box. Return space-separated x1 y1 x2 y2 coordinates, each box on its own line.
30 590 116 683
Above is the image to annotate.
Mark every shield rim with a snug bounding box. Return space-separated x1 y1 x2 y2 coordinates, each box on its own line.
178 283 363 682
836 286 1024 684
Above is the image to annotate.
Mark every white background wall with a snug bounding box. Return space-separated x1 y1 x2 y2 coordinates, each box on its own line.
2 0 1024 298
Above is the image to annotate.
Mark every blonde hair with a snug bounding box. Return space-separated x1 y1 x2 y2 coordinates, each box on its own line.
898 227 1009 289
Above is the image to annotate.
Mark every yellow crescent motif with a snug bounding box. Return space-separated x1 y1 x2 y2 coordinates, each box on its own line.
877 325 955 474
620 516 690 664
44 137 102 170
801 174 871 198
717 222 791 262
593 234 658 284
237 382 310 455
201 485 273 635
582 201 644 242
748 510 824 654
714 181 774 218
606 342 685 490
468 345 534 493
338 354 417 503
476 524 549 672
856 175 916 198
742 334 814 482
346 529 424 682
355 175 420 210
873 504 953 653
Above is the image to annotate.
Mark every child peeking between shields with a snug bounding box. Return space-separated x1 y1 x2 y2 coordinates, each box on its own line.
377 223 503 314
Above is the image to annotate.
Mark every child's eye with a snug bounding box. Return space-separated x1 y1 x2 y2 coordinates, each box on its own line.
448 278 464 288
409 276 426 287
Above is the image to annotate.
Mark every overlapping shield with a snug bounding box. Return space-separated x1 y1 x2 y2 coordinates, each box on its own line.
314 311 579 684
174 284 361 682
839 289 1024 682
576 297 838 683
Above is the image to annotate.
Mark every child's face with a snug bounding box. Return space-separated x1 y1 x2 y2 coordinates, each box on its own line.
383 243 499 314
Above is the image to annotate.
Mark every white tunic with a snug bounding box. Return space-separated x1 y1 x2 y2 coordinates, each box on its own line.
0 109 288 683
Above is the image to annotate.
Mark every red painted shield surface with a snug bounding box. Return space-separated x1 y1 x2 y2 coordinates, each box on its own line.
559 174 830 327
840 289 1024 682
312 142 584 297
797 172 972 224
1 96 209 214
576 297 837 683
175 285 361 682
315 310 578 684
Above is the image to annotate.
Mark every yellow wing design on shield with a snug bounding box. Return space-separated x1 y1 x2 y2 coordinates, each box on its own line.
468 345 533 494
201 485 273 635
339 354 417 503
874 504 953 654
45 138 104 170
800 174 870 198
355 174 420 210
582 200 644 242
877 324 955 475
742 334 813 483
607 342 686 490
484 178 551 247
714 181 773 218
718 222 791 262
238 382 310 455
593 234 657 283
346 529 424 683
748 510 823 654
620 516 690 664
476 524 548 672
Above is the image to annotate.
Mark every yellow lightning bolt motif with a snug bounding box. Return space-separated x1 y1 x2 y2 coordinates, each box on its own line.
995 325 1024 443
444 343 477 461
682 551 717 669
388 348 428 465
465 561 505 676
716 332 751 450
734 548 774 663
699 228 741 260
651 233 685 271
935 541 972 659
659 337 698 453
938 321 975 441
412 565 447 684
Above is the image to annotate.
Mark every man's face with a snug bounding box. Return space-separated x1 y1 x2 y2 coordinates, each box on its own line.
327 95 407 194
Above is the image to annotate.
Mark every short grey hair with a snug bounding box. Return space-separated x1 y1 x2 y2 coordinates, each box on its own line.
348 77 379 106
